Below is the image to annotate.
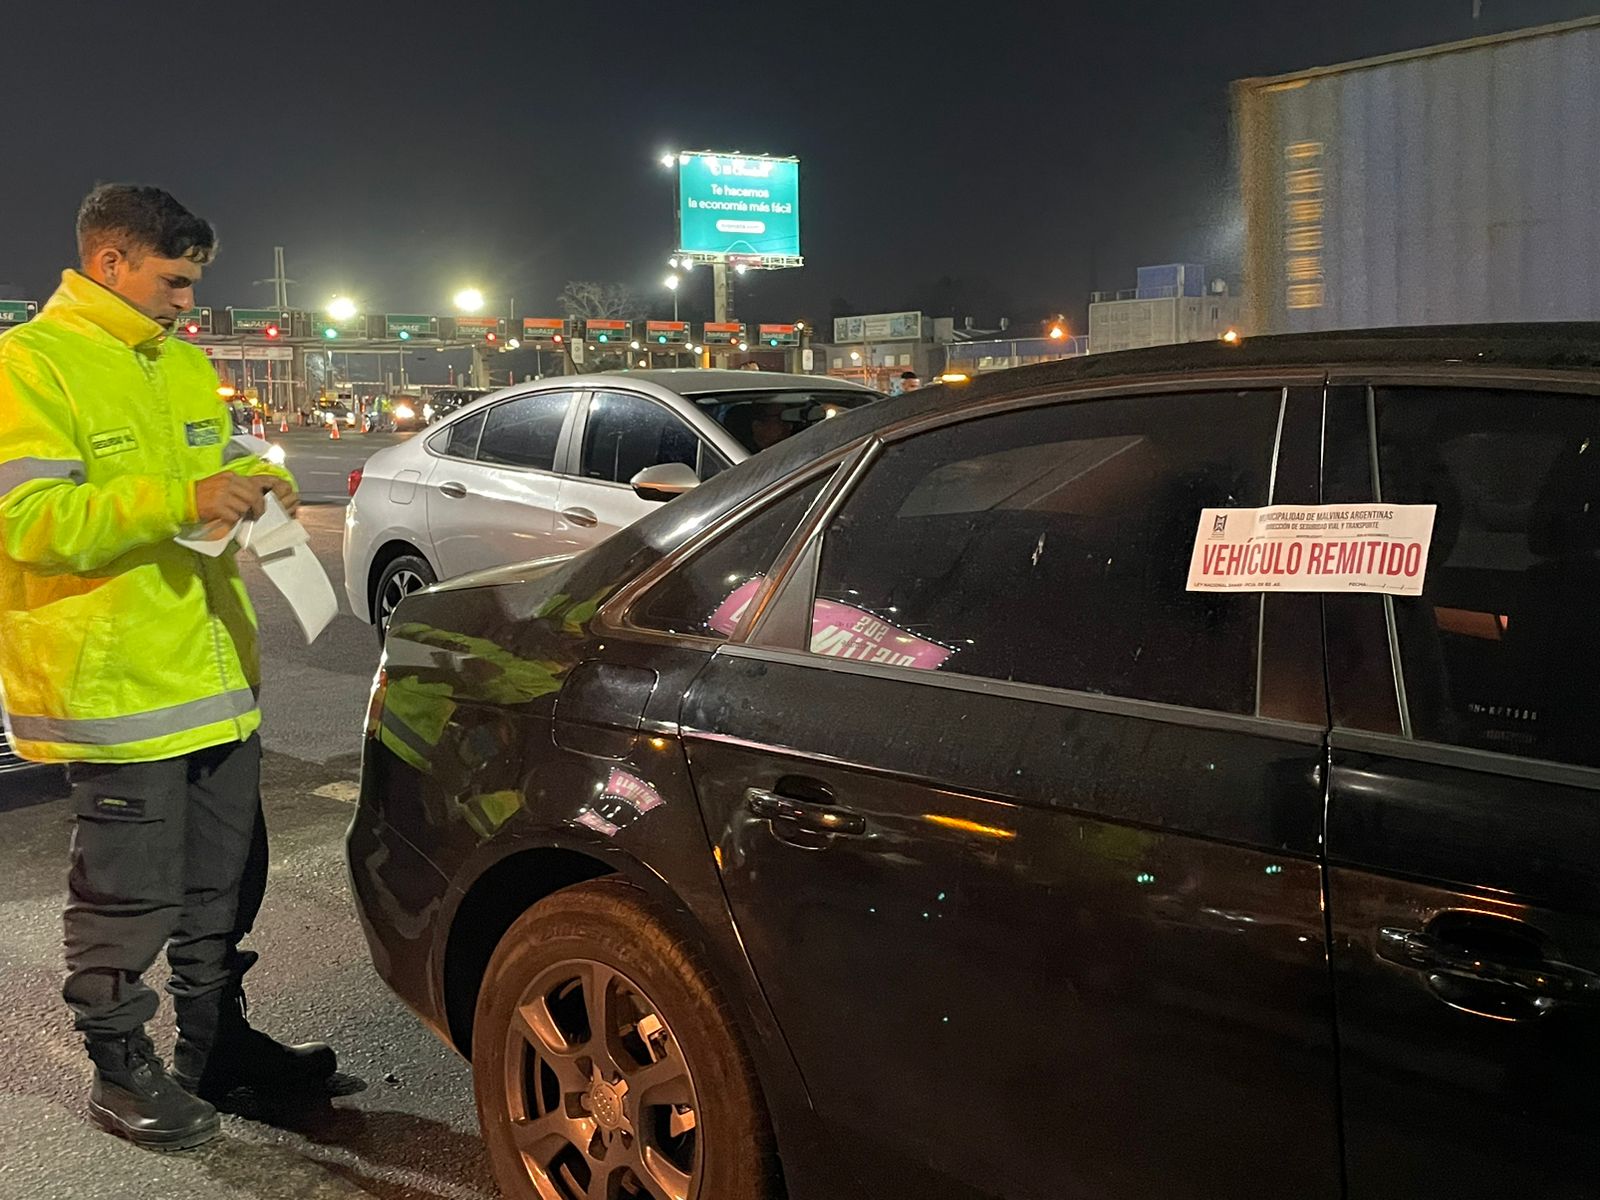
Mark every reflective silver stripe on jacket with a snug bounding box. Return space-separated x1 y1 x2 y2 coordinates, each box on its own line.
6 688 257 746
0 457 86 500
223 437 255 464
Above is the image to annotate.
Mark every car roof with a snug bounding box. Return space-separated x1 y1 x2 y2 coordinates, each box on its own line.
596 369 880 396
957 323 1600 394
429 321 1600 608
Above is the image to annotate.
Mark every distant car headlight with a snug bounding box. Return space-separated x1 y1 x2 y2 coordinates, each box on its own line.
393 404 415 420
264 444 287 466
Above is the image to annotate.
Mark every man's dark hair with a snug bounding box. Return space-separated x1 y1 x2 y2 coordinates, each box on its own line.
76 184 217 266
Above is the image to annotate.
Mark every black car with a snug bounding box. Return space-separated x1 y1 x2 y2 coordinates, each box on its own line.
349 325 1600 1200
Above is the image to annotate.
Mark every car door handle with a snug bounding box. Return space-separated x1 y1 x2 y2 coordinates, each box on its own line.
1378 927 1600 1012
438 481 468 499
562 507 599 528
745 787 866 836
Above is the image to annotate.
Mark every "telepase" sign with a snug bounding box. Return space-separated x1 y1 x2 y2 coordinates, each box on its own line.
1187 504 1437 596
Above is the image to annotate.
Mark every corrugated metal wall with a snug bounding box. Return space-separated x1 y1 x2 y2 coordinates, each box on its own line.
1239 19 1600 333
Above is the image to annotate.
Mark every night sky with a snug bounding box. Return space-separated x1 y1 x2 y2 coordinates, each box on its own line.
4 0 1598 332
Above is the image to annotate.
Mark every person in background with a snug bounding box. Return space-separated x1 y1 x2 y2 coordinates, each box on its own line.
0 184 338 1152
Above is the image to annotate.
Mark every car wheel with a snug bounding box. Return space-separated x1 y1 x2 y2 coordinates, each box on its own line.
472 879 779 1200
373 553 436 641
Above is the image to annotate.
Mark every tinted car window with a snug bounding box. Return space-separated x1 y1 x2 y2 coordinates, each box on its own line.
582 391 700 484
478 392 570 470
1377 387 1600 767
693 389 876 454
632 475 829 639
810 390 1283 713
432 409 486 459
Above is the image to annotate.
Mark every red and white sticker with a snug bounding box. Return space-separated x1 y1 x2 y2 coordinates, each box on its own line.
1187 504 1437 596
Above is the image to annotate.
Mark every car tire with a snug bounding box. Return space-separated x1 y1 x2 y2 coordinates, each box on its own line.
372 553 436 641
471 879 779 1200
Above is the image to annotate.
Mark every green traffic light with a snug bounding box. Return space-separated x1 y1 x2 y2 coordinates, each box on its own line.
598 334 608 342
398 330 411 340
769 338 779 346
323 328 338 340
657 335 667 344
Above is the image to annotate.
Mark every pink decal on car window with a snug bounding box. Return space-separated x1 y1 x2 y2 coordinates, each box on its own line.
708 578 764 637
707 578 952 670
807 599 952 670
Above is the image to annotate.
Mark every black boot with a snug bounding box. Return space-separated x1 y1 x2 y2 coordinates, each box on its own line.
173 983 337 1105
86 1031 220 1151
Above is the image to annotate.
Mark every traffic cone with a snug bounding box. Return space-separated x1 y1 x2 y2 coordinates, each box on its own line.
279 414 289 433
329 417 340 440
250 412 265 439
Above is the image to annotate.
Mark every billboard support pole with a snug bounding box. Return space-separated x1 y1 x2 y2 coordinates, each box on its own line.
713 263 730 369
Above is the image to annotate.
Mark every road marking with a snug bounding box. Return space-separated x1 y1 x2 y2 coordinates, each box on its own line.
313 780 361 803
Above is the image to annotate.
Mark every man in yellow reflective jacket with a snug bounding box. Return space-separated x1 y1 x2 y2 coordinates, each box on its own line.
0 185 336 1150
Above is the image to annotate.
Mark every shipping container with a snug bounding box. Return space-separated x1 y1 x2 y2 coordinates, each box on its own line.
1236 17 1600 334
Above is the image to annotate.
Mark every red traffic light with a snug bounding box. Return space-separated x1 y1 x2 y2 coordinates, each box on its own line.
264 324 280 339
184 321 200 336
486 332 498 344
552 334 563 344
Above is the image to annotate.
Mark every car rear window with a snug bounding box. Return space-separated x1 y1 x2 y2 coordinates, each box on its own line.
692 389 876 454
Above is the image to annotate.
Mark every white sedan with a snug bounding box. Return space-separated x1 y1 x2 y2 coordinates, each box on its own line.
342 370 881 635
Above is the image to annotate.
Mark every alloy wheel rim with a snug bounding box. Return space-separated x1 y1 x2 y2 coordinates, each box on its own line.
379 569 426 627
503 958 700 1200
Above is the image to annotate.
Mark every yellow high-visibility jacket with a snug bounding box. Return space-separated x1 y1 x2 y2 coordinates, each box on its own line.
0 270 295 763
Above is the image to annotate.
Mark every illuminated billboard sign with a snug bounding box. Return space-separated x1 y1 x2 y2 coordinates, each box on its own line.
677 152 801 263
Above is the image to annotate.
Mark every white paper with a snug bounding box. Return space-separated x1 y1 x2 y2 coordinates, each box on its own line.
256 541 339 643
1187 504 1438 596
176 494 336 643
175 517 243 556
237 492 309 558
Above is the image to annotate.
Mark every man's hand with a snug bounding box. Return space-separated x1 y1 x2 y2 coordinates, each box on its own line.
194 473 275 524
262 476 300 517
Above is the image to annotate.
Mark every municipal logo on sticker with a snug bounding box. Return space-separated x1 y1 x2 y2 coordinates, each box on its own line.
185 418 224 447
89 427 138 458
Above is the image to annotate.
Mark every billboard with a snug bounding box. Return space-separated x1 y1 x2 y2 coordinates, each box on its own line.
833 312 923 343
677 153 801 262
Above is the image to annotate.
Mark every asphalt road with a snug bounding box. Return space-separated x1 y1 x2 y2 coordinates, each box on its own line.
0 427 500 1200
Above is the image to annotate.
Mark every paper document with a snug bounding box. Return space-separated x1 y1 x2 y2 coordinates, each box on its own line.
175 516 243 557
255 540 339 643
175 493 337 643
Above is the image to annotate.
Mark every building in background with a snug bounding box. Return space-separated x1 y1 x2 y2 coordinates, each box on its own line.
945 331 1090 376
819 311 955 389
1088 264 1240 354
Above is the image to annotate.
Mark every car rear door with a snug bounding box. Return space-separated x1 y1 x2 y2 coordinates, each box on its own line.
1322 380 1600 1200
669 381 1342 1199
425 390 576 578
